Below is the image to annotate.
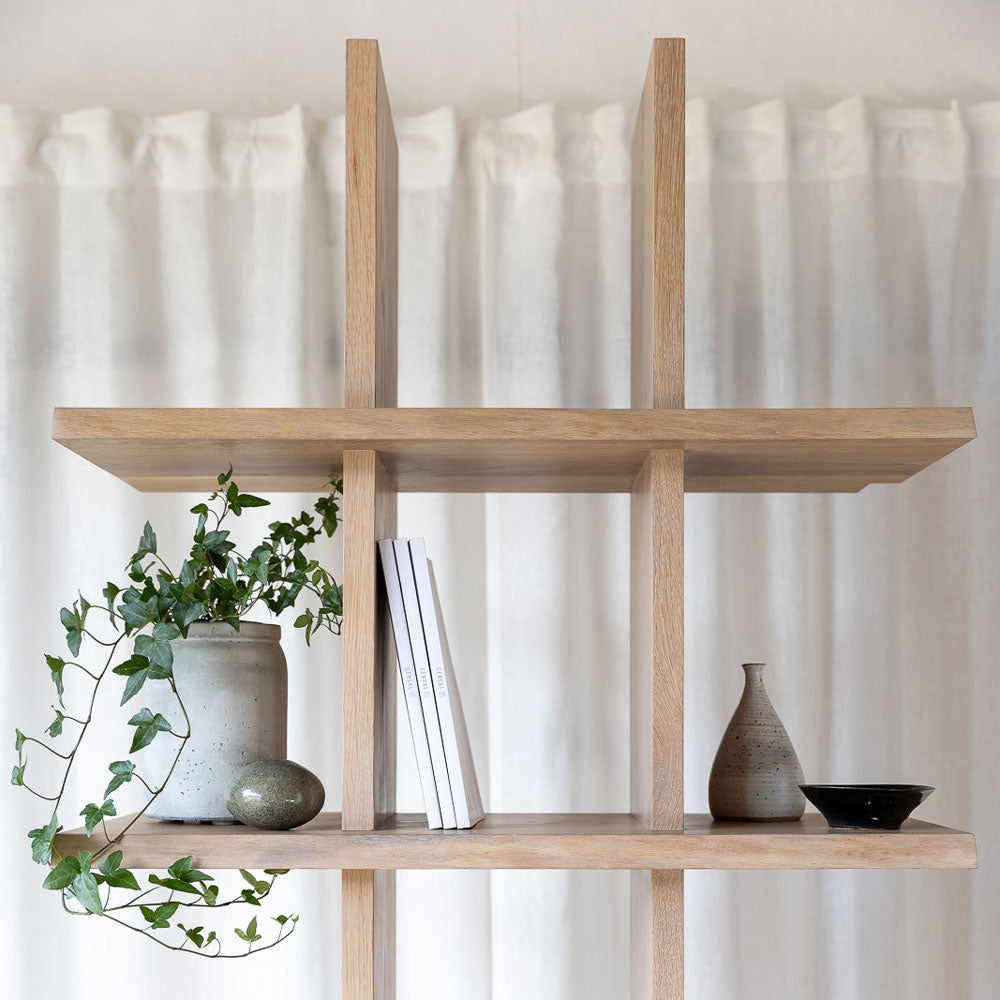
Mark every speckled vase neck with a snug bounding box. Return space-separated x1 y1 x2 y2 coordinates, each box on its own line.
708 662 805 822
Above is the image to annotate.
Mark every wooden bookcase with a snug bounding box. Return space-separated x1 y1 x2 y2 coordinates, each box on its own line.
53 38 978 1000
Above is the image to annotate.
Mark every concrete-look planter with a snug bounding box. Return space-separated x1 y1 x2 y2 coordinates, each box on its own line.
145 621 287 823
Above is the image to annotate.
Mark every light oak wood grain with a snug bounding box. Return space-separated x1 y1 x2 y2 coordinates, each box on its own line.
344 38 399 1000
50 406 977 493
631 871 683 1000
343 869 395 1000
631 451 684 831
346 39 397 408
53 813 977 870
631 38 687 1000
342 451 397 830
632 38 684 410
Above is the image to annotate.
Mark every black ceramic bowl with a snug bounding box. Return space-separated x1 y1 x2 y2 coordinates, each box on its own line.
799 784 934 830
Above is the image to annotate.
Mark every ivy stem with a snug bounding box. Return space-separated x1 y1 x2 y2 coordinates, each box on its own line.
82 630 120 647
46 634 126 864
90 679 191 863
20 735 72 760
64 662 100 681
97 911 295 958
21 783 60 802
131 771 156 795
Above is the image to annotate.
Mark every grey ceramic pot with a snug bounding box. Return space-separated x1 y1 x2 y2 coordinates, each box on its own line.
708 662 805 822
144 621 287 823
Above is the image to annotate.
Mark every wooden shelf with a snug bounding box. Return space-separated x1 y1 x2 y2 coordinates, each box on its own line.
51 406 975 494
54 813 976 871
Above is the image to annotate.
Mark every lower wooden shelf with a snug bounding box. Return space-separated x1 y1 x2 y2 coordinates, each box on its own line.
55 812 976 871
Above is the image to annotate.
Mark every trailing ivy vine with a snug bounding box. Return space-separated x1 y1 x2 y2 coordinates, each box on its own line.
13 467 343 956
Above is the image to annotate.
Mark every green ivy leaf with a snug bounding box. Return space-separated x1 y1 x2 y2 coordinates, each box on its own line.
118 595 159 630
239 869 270 894
137 521 157 557
172 600 206 632
104 868 140 891
234 915 261 943
98 850 123 875
45 654 66 703
218 464 233 486
14 729 26 753
140 900 179 929
178 923 205 948
133 624 178 673
59 606 83 657
45 711 65 738
70 872 103 914
168 855 193 876
240 888 261 906
236 493 268 508
80 799 116 836
127 708 172 752
263 868 290 876
120 670 148 706
29 815 60 864
42 855 80 890
148 874 201 895
103 581 121 613
11 763 25 786
201 530 235 557
113 652 171 705
104 760 135 797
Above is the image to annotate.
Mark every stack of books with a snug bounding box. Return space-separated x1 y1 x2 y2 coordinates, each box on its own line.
378 537 484 830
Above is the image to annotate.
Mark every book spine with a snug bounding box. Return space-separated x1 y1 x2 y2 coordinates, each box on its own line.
409 537 469 827
409 538 484 829
377 538 442 830
394 538 458 829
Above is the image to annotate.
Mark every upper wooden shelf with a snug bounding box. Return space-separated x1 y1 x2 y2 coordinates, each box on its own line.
54 812 976 871
52 406 975 494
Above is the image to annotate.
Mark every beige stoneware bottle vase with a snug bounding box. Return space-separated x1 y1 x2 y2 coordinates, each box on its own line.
708 662 805 821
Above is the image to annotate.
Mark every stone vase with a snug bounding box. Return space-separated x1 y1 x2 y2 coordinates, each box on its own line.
708 662 805 821
145 621 287 823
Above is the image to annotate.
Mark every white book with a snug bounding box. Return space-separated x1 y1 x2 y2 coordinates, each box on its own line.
378 538 443 830
409 538 485 829
393 539 458 829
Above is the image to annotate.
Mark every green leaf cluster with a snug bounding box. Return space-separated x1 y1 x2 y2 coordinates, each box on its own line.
148 855 215 902
80 798 116 836
127 707 172 752
43 850 104 915
15 471 341 958
234 916 262 944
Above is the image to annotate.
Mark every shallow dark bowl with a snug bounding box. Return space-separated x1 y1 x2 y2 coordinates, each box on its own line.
799 784 934 830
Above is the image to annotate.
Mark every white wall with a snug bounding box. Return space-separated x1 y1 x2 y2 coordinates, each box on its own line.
2 0 999 116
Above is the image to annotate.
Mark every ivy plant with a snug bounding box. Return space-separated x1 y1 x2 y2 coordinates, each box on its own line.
13 467 343 956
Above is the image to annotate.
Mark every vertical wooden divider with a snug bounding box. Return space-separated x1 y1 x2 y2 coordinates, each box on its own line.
342 38 399 1000
629 37 685 1000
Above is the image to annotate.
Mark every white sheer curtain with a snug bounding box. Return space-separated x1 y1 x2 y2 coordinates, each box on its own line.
2 97 998 1000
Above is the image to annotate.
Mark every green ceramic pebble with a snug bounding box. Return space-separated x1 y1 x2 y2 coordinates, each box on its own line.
226 759 325 830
